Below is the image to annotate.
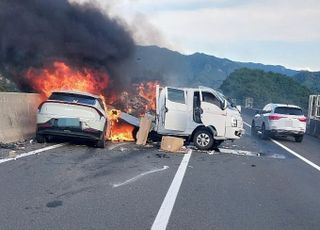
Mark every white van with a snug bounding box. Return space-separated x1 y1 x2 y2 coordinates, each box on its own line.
155 86 244 150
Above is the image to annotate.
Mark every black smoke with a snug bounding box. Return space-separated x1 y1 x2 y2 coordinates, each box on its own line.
0 0 135 91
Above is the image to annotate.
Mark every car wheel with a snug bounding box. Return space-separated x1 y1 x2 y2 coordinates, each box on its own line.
294 134 303 142
251 120 257 136
36 133 46 143
261 123 268 140
96 131 106 148
193 128 214 150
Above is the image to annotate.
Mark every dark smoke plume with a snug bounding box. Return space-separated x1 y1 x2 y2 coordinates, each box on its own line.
0 0 135 91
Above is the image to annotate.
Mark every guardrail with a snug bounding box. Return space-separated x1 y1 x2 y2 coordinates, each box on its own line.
0 92 41 143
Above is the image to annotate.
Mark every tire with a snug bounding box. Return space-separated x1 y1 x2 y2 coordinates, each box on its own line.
261 123 268 140
251 121 257 137
294 134 303 143
96 131 106 148
193 128 214 150
36 133 46 143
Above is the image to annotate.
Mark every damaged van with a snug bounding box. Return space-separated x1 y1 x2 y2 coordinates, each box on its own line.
155 86 244 150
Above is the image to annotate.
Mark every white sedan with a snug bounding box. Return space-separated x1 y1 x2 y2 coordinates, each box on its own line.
36 91 108 148
251 103 307 142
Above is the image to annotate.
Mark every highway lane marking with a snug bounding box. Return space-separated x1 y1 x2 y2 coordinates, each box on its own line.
112 166 169 188
244 121 320 172
0 143 66 165
107 142 128 150
151 149 192 230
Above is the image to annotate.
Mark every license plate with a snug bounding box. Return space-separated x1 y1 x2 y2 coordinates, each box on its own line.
284 120 293 127
56 118 80 128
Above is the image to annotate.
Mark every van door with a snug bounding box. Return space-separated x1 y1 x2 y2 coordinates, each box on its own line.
163 87 188 131
199 90 226 136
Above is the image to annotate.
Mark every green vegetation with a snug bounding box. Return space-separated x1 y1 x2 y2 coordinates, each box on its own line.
0 74 18 92
292 71 320 92
220 68 312 110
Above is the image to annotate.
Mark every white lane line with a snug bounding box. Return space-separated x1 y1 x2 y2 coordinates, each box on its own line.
112 166 169 188
151 149 192 230
0 143 66 165
243 121 320 172
107 142 128 150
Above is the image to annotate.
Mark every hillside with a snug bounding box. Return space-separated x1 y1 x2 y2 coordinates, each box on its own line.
0 74 17 92
219 68 312 110
124 45 299 89
292 71 320 92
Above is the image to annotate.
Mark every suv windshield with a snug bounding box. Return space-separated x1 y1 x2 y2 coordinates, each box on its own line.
274 107 303 115
49 92 96 105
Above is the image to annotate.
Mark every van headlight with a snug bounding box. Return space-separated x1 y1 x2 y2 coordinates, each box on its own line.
231 117 237 127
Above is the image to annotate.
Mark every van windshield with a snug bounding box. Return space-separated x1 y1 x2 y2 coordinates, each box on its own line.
49 92 96 105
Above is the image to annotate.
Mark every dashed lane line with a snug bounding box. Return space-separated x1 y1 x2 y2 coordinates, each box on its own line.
112 166 169 188
0 143 67 165
151 149 192 230
243 121 320 172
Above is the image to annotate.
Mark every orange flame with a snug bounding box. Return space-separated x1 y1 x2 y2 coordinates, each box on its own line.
136 81 159 111
26 61 109 99
107 109 135 141
26 61 135 142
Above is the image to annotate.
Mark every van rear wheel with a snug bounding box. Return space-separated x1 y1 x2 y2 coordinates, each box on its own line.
193 129 214 150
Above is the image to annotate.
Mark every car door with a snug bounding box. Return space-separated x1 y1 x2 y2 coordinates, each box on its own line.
255 104 271 128
163 87 188 131
199 89 226 136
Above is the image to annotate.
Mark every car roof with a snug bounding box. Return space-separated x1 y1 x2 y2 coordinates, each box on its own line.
51 90 100 99
267 103 301 109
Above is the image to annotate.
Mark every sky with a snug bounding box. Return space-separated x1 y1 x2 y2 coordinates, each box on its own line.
73 0 320 71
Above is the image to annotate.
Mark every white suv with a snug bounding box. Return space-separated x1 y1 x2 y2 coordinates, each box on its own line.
251 103 307 142
36 91 108 148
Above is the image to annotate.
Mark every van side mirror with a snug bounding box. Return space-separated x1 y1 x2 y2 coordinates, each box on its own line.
236 105 241 112
221 99 228 110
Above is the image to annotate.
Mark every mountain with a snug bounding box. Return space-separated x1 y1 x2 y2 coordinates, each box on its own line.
125 45 300 89
292 71 320 92
219 68 312 110
0 74 18 92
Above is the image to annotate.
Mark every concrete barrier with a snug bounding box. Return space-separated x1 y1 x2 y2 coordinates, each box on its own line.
0 92 41 143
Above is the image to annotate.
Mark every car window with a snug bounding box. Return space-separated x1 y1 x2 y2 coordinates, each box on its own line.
274 107 303 115
49 92 96 105
167 88 185 104
202 92 220 107
98 98 105 110
261 104 272 113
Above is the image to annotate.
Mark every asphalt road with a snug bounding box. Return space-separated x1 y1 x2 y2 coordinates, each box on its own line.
0 115 319 230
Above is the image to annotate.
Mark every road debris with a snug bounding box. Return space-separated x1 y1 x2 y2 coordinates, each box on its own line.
160 136 184 152
112 165 169 188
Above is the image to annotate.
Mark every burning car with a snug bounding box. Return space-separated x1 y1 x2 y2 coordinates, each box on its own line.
36 91 108 148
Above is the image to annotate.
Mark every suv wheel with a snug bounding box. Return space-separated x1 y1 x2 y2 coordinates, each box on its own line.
193 128 214 150
96 131 106 148
251 121 258 136
294 134 303 143
36 133 46 143
261 123 268 140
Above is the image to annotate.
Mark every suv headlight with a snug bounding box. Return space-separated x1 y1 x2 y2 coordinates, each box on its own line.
231 117 237 127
